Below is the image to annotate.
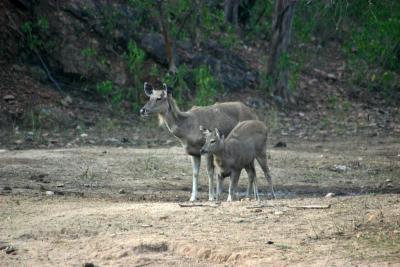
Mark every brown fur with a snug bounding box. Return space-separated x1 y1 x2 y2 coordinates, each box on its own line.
141 85 258 201
201 120 276 201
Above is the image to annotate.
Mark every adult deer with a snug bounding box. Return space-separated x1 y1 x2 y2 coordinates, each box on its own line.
140 82 258 201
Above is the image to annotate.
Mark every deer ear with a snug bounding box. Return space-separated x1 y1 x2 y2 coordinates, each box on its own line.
163 83 173 95
200 125 211 135
144 82 153 97
215 128 221 139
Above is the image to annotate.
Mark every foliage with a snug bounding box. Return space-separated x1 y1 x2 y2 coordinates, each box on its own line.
125 40 146 111
244 0 273 41
293 0 400 97
21 16 49 52
163 64 191 107
125 40 146 85
81 47 97 59
96 80 113 96
194 65 219 106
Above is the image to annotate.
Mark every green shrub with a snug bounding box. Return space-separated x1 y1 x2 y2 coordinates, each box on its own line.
125 40 145 84
96 80 113 96
21 16 49 52
81 47 97 59
194 65 219 106
164 64 191 107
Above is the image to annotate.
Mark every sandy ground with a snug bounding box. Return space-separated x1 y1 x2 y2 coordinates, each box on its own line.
0 137 399 266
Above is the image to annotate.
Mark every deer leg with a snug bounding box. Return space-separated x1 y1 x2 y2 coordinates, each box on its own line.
256 153 276 199
190 155 201 202
245 162 259 200
206 154 215 201
245 163 255 198
216 173 223 201
228 170 240 201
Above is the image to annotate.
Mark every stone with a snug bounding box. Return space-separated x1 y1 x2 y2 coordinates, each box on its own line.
332 165 347 172
45 191 55 196
3 95 15 101
274 141 287 148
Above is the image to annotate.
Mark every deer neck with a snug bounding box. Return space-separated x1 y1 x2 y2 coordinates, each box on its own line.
212 145 227 164
159 97 186 135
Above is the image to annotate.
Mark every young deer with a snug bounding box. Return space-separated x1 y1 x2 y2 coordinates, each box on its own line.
200 120 276 201
140 82 258 201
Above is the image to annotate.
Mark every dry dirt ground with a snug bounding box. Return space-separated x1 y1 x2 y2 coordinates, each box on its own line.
0 137 399 266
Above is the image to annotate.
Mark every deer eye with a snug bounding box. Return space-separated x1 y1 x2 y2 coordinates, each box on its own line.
210 139 215 143
156 97 162 101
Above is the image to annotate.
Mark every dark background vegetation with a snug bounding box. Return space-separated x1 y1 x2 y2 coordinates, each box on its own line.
0 0 399 147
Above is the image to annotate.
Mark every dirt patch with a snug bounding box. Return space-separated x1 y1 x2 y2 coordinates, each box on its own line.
1 137 399 201
0 195 399 266
0 138 399 265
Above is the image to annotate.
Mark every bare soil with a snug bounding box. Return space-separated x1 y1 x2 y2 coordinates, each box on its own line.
1 137 399 266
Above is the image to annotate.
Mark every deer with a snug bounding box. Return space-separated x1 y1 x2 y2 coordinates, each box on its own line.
199 120 276 201
140 82 258 201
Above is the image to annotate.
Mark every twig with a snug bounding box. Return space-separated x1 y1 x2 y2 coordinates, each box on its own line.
246 205 266 209
178 203 220 208
288 204 331 209
34 50 62 91
7 12 62 92
313 68 338 81
132 262 152 267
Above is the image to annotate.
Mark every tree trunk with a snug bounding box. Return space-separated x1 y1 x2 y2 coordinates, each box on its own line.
194 0 201 48
267 0 296 103
224 0 240 34
156 0 177 74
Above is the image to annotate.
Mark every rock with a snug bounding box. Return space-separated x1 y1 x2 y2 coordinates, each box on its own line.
61 96 73 107
325 192 335 198
45 191 55 196
80 133 88 138
119 189 126 194
246 98 266 109
83 263 95 267
56 183 65 188
104 138 121 145
332 164 347 172
3 186 12 191
274 141 287 148
14 140 23 145
386 179 392 183
5 246 16 254
3 95 15 102
141 33 259 91
25 135 34 142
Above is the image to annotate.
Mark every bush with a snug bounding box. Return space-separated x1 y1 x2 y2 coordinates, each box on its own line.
194 65 219 106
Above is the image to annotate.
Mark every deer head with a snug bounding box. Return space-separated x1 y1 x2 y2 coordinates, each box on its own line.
199 126 224 154
140 82 172 116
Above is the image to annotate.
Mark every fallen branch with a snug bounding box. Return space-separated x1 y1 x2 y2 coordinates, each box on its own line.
178 203 220 208
288 204 331 209
246 205 265 209
34 50 62 92
313 68 338 81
